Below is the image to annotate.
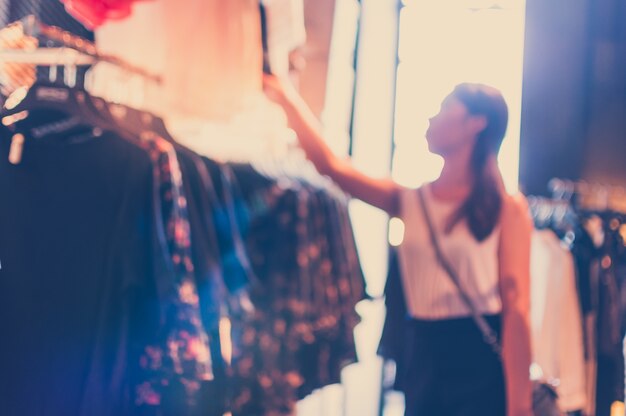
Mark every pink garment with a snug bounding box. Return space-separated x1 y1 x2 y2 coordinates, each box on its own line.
60 0 150 29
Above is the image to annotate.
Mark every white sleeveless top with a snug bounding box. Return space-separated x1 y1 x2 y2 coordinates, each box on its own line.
397 184 502 320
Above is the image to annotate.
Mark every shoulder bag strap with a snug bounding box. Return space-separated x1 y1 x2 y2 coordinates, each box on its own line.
417 187 502 358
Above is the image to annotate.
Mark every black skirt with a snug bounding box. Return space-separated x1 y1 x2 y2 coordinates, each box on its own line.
402 314 506 416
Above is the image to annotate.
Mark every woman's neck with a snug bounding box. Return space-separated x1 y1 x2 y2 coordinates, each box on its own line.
433 149 474 198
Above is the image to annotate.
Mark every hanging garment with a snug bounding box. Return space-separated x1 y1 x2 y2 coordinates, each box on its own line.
175 146 228 331
0 127 164 415
571 225 597 316
594 260 626 416
530 230 587 412
167 146 231 416
202 159 257 303
126 132 214 413
224 163 365 416
0 121 221 415
378 246 409 392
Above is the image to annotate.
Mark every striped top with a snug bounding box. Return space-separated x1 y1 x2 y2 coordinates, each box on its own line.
397 184 502 320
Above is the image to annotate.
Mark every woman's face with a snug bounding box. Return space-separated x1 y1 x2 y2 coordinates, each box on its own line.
425 96 483 157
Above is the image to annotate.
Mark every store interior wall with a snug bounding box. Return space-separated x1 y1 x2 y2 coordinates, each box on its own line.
95 0 263 122
581 0 626 186
94 0 338 125
520 0 626 196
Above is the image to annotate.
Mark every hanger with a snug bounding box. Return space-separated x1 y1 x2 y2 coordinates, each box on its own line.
1 16 165 140
97 70 174 141
1 61 104 140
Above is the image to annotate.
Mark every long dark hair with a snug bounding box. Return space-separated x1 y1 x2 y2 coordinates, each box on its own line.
447 83 509 242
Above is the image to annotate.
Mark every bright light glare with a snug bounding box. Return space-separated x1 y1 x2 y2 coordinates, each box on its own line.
321 0 360 156
388 217 406 247
392 2 526 192
349 0 399 298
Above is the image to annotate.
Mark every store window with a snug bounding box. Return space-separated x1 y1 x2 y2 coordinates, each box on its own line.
392 0 527 192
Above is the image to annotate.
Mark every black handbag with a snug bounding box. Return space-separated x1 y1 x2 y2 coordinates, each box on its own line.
417 188 562 416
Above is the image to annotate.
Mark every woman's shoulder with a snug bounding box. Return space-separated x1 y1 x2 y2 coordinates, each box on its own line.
502 191 529 213
500 191 533 233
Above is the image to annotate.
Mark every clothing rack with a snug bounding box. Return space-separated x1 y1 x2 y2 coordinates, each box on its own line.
529 194 626 228
0 15 162 84
531 181 626 416
548 178 626 214
528 194 626 257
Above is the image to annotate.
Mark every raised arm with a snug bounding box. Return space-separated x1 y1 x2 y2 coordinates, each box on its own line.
263 75 402 216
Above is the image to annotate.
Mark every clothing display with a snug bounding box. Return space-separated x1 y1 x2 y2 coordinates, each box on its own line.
528 200 626 416
591 216 626 416
218 163 366 416
530 230 586 411
0 18 366 415
5 6 626 416
0 109 364 415
0 127 161 416
0 102 230 415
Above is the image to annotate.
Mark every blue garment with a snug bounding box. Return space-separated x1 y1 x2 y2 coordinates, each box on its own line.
202 159 256 299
